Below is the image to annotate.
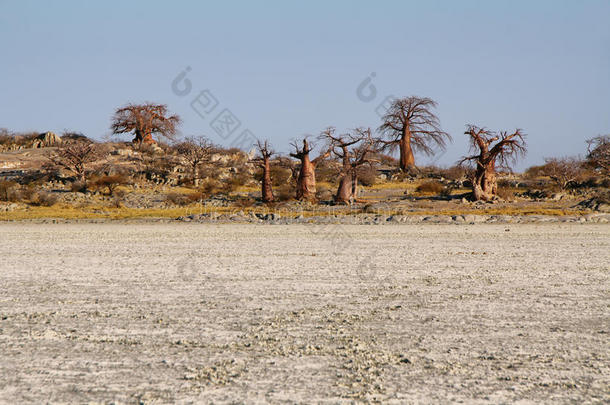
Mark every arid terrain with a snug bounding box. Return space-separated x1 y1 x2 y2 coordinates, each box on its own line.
0 223 608 403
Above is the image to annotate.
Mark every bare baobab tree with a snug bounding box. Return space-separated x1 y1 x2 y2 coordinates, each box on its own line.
289 131 332 201
322 127 379 204
586 135 610 176
378 96 451 172
175 136 214 185
250 140 275 203
110 103 181 145
47 140 101 183
459 125 526 201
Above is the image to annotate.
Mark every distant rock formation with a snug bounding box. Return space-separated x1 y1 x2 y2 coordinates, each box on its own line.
32 132 62 148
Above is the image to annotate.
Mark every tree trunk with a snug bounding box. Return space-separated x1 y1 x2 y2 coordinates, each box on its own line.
472 162 497 201
399 133 415 171
262 159 274 203
192 164 199 187
132 129 156 145
335 170 357 204
296 155 317 201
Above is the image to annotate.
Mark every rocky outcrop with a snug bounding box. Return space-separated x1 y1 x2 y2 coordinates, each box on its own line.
32 132 62 148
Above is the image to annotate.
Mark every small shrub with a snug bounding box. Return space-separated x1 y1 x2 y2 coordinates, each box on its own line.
0 180 20 202
199 179 222 196
439 185 454 198
234 197 256 208
496 187 515 201
497 179 515 188
70 181 87 193
524 164 546 179
275 184 294 202
270 166 291 187
165 192 191 206
439 165 467 181
316 185 333 201
20 185 37 201
357 166 377 187
91 174 130 196
31 191 58 207
415 181 444 194
187 191 206 203
315 161 340 183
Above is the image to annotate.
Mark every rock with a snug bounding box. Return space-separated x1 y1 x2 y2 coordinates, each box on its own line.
598 204 610 213
422 215 453 224
32 131 62 148
264 213 280 221
452 215 466 223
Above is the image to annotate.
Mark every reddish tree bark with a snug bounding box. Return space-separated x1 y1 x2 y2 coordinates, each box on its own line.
378 97 451 172
459 126 526 201
290 135 331 201
321 127 379 204
110 103 181 145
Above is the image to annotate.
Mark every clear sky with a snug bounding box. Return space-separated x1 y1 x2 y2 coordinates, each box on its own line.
1 0 609 170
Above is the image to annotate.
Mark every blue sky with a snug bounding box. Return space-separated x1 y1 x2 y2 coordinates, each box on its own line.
1 0 609 169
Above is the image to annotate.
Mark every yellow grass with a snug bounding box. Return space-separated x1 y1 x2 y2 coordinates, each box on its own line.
0 201 587 221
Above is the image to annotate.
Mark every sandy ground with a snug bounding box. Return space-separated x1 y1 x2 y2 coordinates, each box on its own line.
0 223 608 404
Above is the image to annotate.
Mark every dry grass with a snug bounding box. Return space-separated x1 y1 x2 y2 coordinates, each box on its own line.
0 202 587 221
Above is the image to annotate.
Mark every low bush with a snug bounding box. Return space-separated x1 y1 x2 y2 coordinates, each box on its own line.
270 166 292 187
357 166 377 187
70 181 87 193
0 180 20 202
439 165 467 181
91 174 130 196
165 192 191 206
415 181 444 194
30 191 58 207
439 185 454 198
274 184 294 202
496 187 515 201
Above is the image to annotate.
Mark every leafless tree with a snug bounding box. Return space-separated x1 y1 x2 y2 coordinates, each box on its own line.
321 127 379 204
459 125 526 201
47 140 101 183
289 131 332 201
250 140 275 203
541 157 583 190
175 136 214 185
378 96 451 171
110 103 181 145
586 135 610 176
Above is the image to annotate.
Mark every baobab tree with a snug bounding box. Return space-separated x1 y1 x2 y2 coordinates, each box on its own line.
378 96 451 172
250 140 275 203
110 103 181 145
586 135 610 176
289 131 332 201
459 125 526 201
175 136 214 185
322 127 379 204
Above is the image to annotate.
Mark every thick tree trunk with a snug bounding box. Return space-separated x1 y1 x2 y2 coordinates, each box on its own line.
132 130 156 145
296 155 317 201
262 159 274 203
472 163 497 201
335 170 357 204
399 134 415 171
